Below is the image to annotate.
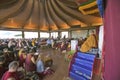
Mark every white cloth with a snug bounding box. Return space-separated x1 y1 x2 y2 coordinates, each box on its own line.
98 26 104 58
47 39 52 45
8 41 12 48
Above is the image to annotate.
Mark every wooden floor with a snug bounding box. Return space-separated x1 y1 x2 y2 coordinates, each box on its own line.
40 48 69 80
40 48 101 80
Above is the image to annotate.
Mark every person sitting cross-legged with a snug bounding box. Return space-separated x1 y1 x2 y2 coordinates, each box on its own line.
36 54 44 78
36 54 54 79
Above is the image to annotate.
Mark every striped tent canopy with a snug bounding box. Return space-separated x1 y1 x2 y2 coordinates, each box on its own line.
0 0 102 31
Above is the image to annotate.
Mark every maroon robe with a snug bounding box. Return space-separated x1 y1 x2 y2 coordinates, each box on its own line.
25 54 36 72
19 53 25 67
61 43 68 51
1 71 20 80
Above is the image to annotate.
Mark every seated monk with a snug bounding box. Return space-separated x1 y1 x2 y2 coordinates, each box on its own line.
24 50 36 72
1 61 20 80
34 52 39 62
18 48 26 67
52 41 57 49
46 38 52 48
32 39 35 47
80 31 98 52
56 42 62 50
67 43 71 51
3 48 14 67
61 41 68 52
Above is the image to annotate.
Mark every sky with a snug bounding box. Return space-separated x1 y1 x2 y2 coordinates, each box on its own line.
0 30 68 39
0 30 22 39
0 30 38 39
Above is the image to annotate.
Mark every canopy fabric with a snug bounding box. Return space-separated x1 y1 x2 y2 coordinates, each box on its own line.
0 0 102 31
104 0 120 80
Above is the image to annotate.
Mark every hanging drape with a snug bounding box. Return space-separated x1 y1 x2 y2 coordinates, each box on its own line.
104 0 120 80
97 0 104 17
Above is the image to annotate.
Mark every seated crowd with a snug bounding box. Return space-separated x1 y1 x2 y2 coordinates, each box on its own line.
0 38 54 80
0 37 87 80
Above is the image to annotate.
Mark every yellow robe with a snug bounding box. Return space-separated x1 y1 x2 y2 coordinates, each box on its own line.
80 34 98 52
32 40 35 46
18 49 23 57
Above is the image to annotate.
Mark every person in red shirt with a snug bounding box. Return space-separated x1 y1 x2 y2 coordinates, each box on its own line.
1 61 20 80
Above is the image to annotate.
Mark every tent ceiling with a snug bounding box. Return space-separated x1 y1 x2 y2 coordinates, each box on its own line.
0 0 17 4
0 0 102 31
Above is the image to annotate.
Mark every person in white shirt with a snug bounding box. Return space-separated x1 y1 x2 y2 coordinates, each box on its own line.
46 38 52 48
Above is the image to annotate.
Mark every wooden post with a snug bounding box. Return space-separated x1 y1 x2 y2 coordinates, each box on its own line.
58 31 61 39
49 32 51 38
38 30 40 39
22 31 24 38
68 30 72 38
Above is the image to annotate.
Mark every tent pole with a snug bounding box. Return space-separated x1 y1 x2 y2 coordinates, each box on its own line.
22 30 24 39
49 32 51 38
68 30 72 38
38 30 40 39
58 31 61 39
